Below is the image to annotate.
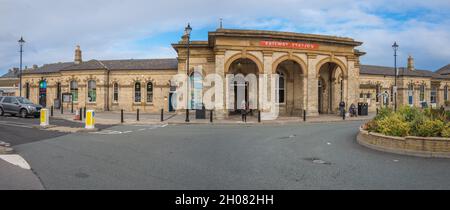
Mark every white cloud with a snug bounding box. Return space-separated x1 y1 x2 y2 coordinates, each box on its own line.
0 0 449 74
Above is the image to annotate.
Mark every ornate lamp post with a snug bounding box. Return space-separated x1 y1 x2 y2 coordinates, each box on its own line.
392 41 399 112
18 36 25 97
185 23 192 122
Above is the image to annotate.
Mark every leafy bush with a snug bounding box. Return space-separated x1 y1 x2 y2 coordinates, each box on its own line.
441 123 450 138
367 106 450 138
375 113 410 137
415 119 445 137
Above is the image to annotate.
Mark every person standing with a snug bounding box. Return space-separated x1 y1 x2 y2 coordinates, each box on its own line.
339 101 346 117
241 100 247 122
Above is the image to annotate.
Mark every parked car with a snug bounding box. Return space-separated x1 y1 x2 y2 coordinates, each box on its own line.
0 96 42 118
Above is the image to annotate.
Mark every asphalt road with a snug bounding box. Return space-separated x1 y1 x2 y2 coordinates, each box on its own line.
11 121 450 190
0 115 112 146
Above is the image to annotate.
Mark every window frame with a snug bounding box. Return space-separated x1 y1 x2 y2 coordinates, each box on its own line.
276 71 286 104
70 80 79 102
113 82 119 103
87 80 96 103
146 82 153 103
134 82 141 103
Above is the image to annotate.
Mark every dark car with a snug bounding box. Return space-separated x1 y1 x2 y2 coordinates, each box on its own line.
0 96 42 118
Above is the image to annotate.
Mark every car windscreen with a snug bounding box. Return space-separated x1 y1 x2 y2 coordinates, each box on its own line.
17 97 34 104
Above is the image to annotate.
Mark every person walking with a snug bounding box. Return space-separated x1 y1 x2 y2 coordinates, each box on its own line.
339 101 346 117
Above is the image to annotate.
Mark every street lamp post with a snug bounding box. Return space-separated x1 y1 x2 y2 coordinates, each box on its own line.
185 23 192 122
392 42 399 112
18 37 25 97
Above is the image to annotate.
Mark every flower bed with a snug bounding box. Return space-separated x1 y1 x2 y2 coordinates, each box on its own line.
359 106 450 158
364 106 450 138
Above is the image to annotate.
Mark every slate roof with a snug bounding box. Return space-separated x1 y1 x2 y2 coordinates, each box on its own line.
0 69 20 78
437 64 450 75
23 58 178 74
360 65 449 79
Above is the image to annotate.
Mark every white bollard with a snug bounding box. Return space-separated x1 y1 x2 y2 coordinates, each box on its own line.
40 108 49 127
85 110 95 129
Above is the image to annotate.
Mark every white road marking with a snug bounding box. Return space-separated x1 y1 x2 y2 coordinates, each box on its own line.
90 124 167 135
0 154 31 170
0 121 34 128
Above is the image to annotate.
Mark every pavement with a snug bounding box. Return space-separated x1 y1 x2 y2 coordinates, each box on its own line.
8 120 450 190
50 110 375 125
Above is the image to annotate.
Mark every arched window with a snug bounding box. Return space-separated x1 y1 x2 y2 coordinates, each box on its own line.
87 80 96 102
419 84 425 102
134 82 141 103
113 83 119 103
25 82 30 99
70 80 78 102
431 86 437 104
408 83 414 105
277 71 285 104
190 72 203 109
146 82 153 103
445 85 448 102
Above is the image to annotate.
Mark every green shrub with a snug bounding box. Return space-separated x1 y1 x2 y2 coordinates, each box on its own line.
416 119 445 137
374 107 393 121
441 123 450 138
375 113 410 137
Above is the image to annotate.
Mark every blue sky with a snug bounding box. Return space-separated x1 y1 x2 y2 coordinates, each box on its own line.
1 0 449 75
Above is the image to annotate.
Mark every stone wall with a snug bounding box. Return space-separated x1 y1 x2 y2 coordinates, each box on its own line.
357 128 450 158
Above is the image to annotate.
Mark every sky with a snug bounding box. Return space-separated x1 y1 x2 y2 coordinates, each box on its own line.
1 0 449 75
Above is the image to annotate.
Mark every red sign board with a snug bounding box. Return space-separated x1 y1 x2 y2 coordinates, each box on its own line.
260 40 319 50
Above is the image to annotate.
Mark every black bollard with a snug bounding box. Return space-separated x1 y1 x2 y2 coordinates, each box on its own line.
161 109 164 122
51 106 54 117
137 109 140 121
210 110 213 123
121 109 124 123
303 110 306 122
343 109 346 120
258 110 261 123
83 107 86 118
61 103 64 114
71 101 74 114
79 108 83 121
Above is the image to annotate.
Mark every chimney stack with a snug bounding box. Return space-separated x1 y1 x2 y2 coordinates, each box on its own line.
74 45 82 64
407 55 415 71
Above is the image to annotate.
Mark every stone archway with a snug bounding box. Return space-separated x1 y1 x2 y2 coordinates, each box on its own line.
273 59 306 116
317 62 345 114
227 58 260 114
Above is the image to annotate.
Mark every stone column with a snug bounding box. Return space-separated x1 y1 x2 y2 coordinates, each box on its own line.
306 54 319 116
215 51 227 119
262 51 274 113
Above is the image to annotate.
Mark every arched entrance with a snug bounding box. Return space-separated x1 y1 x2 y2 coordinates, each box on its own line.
227 58 259 114
317 62 344 114
274 60 305 116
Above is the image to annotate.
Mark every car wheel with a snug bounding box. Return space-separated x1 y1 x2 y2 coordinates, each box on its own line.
0 108 4 116
20 109 28 118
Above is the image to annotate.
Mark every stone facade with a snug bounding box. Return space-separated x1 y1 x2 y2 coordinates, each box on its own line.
14 28 449 119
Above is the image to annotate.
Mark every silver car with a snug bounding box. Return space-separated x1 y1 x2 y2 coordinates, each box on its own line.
0 96 42 118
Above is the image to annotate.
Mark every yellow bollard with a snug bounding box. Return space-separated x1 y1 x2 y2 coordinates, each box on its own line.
85 110 95 129
40 108 49 127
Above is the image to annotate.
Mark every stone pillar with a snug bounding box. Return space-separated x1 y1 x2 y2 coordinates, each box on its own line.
215 51 227 119
262 51 274 113
306 54 319 116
